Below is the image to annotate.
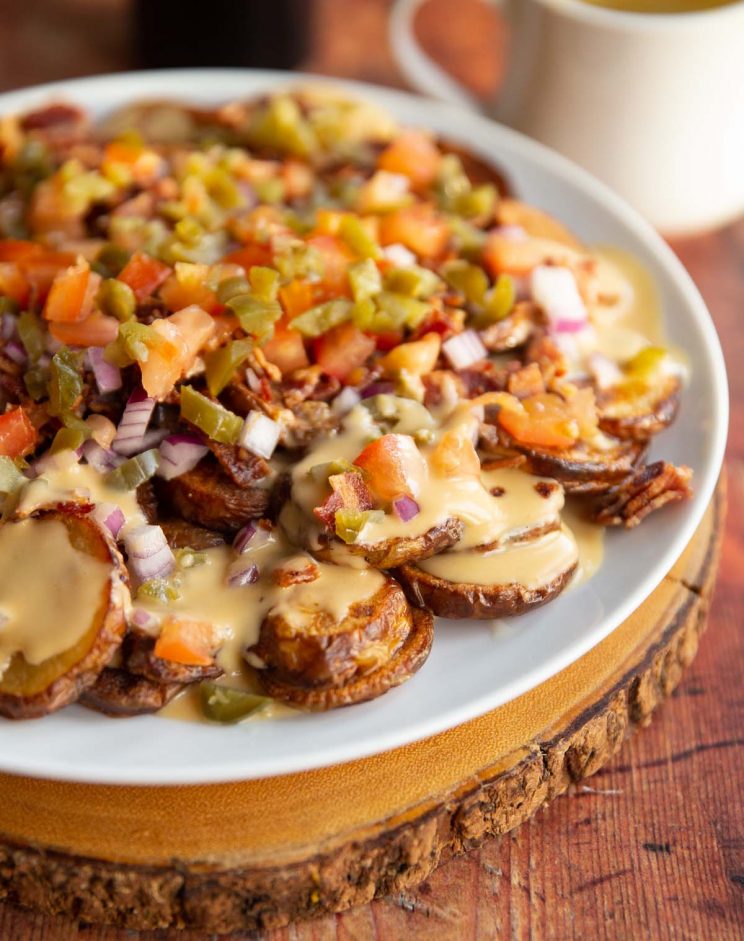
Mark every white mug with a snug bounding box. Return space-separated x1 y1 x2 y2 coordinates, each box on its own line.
390 0 744 234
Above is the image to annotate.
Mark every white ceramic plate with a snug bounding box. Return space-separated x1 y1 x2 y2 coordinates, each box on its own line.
0 70 728 784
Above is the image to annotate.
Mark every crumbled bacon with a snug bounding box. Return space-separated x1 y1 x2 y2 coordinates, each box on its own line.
272 557 320 587
313 471 375 531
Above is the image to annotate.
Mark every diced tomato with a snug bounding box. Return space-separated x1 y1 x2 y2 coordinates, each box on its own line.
379 205 450 259
353 433 427 503
306 235 355 297
380 332 441 377
430 428 481 478
159 263 221 315
281 160 314 199
0 407 37 458
313 321 375 381
23 250 78 301
222 241 274 271
141 305 216 400
313 209 349 236
279 279 315 319
49 313 119 348
262 316 309 374
371 330 404 352
43 258 92 323
102 141 163 185
378 131 442 190
154 617 219 666
116 251 172 302
0 240 43 264
0 263 30 305
497 394 581 450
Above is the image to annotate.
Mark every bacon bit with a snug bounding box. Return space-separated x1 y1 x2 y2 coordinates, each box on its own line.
272 557 320 587
507 363 546 399
313 471 374 531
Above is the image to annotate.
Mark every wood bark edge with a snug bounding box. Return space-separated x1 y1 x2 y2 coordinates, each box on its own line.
0 494 724 935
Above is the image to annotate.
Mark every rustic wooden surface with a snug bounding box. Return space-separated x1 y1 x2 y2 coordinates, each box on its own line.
0 1 742 938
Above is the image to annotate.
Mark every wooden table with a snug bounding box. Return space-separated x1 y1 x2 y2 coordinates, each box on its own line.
0 1 742 938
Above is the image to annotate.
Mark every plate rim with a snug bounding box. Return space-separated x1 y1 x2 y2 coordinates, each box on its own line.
0 68 729 784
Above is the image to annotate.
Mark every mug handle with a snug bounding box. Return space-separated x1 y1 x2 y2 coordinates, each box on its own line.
389 0 502 112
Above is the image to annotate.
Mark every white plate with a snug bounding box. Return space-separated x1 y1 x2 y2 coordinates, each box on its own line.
0 70 728 785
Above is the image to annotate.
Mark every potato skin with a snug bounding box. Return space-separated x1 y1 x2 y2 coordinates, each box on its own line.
0 509 129 720
597 377 680 442
394 558 577 620
79 668 182 717
156 459 272 534
313 517 465 569
256 607 434 711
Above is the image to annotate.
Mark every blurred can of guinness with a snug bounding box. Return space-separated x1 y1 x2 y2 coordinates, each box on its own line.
133 0 311 71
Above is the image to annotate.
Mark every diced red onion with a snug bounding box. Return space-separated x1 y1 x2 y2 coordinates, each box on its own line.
331 386 361 416
139 427 169 450
494 224 528 241
81 439 122 472
156 433 209 481
93 502 125 538
112 388 156 456
245 367 262 393
124 524 175 582
361 380 395 399
131 607 160 636
1 313 16 341
227 559 259 587
392 494 420 522
530 266 588 333
4 339 26 365
239 410 280 459
87 346 122 394
382 243 417 268
442 329 488 369
589 353 623 389
233 521 272 554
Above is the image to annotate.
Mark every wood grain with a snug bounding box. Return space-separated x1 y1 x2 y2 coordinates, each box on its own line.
0 1 742 939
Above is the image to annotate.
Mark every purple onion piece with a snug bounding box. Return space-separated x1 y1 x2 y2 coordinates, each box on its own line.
112 387 156 457
392 494 420 522
232 521 257 553
361 380 395 399
227 561 259 587
156 435 209 481
87 346 122 394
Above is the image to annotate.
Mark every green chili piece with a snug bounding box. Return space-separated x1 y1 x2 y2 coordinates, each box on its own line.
273 242 323 280
249 266 280 302
442 260 489 305
204 338 255 396
97 278 137 322
383 265 441 299
253 178 286 205
290 299 353 338
17 310 44 363
448 216 487 259
334 508 384 544
246 96 318 158
105 322 171 368
374 291 429 329
483 273 516 323
226 294 282 342
435 154 470 211
179 385 243 444
50 427 85 455
200 682 271 724
48 348 83 418
175 547 207 569
106 449 160 490
23 366 49 401
308 458 358 483
95 243 132 277
339 216 381 260
454 184 497 222
216 276 251 304
0 297 19 316
0 456 24 495
348 258 382 303
350 297 377 331
137 576 181 603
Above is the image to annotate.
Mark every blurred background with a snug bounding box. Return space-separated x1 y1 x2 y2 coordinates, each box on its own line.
0 0 503 97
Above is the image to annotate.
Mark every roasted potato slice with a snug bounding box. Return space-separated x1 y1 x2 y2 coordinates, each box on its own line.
155 458 272 534
395 537 578 620
79 668 182 717
123 631 223 685
0 508 129 719
248 576 433 710
596 375 681 441
312 516 465 569
592 461 693 528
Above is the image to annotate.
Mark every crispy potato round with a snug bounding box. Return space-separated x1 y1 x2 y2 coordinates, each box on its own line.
597 375 681 442
249 577 433 710
156 459 272 534
79 668 182 717
313 517 465 569
0 508 129 719
394 554 577 620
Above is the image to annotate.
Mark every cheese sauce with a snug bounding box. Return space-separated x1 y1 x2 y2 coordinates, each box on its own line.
0 517 112 675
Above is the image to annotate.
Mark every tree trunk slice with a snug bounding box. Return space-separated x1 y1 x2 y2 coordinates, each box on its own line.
0 483 725 935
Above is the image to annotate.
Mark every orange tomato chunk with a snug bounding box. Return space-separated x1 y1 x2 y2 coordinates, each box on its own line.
0 407 37 458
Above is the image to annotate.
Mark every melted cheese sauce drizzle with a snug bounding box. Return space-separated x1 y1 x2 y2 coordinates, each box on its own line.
0 518 111 673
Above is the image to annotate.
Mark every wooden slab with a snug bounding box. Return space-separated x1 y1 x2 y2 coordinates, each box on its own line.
0 484 724 935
